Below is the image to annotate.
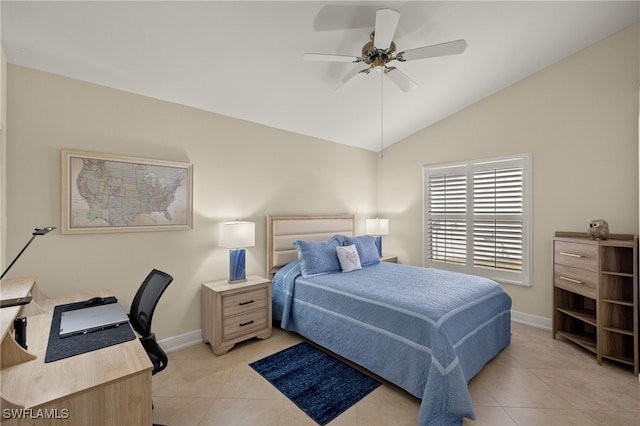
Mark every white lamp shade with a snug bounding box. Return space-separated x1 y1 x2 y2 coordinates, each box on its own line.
219 221 255 248
366 218 389 235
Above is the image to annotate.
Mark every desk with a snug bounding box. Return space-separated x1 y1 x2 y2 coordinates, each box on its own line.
0 277 153 425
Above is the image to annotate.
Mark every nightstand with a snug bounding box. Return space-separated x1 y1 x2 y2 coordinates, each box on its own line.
380 255 398 263
202 275 272 355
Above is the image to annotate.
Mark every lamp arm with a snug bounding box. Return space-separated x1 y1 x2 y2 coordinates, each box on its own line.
0 236 37 280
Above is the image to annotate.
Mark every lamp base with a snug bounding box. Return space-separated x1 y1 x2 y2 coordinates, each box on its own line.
228 248 247 284
374 235 383 257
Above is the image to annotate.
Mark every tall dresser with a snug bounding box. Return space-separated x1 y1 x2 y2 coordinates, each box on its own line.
552 232 638 375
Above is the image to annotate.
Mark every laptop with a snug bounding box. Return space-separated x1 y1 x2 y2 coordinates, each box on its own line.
59 303 130 338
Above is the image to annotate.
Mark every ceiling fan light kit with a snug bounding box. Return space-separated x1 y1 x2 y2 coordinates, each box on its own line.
302 8 467 93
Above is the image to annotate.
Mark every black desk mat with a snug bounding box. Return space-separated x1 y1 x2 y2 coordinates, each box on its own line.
44 298 136 363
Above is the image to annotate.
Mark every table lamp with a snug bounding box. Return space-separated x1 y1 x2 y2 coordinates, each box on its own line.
1 226 56 280
365 218 389 257
219 220 255 283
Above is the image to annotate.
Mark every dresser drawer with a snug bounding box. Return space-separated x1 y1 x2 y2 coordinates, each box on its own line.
222 288 267 317
554 240 598 271
223 309 267 339
554 263 597 298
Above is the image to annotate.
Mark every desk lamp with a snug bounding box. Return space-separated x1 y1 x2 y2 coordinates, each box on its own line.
1 226 56 280
365 218 389 257
219 221 255 283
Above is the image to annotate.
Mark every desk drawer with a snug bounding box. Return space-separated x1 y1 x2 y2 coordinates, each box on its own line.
554 263 597 298
222 288 267 318
554 241 598 271
223 309 267 339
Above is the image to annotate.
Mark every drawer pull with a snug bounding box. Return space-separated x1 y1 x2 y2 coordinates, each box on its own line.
239 320 255 327
238 300 255 306
560 252 583 258
560 275 583 285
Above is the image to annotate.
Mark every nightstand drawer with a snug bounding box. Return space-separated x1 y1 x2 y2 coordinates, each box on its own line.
554 241 598 271
554 263 597 297
223 309 267 339
223 288 267 317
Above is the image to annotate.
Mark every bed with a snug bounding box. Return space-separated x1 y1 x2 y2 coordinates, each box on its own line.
267 215 512 426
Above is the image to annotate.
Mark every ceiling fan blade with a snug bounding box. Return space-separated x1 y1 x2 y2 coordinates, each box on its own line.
373 9 400 50
301 53 360 63
398 39 467 62
385 67 418 92
335 67 369 92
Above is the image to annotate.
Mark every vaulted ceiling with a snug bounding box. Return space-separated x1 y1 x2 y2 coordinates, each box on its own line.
2 1 639 151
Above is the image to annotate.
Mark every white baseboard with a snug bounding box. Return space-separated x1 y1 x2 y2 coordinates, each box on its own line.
157 310 551 354
511 310 551 330
158 329 203 353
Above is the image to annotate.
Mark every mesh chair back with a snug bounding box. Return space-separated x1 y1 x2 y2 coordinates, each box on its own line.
129 269 173 337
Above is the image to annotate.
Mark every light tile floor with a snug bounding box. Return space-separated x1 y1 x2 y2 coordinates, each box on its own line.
152 322 640 425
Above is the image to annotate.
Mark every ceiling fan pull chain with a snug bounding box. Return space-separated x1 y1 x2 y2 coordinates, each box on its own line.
380 71 384 160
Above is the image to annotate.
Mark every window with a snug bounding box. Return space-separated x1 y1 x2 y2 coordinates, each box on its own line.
423 154 532 286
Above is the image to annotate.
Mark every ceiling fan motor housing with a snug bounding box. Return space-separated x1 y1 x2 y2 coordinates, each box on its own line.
362 32 397 69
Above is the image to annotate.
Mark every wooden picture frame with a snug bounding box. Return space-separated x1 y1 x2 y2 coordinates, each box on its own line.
61 149 193 234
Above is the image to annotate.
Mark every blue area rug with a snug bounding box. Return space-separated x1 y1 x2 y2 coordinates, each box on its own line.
249 341 381 425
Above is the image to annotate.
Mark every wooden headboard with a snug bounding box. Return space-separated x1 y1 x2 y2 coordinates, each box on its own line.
266 215 354 278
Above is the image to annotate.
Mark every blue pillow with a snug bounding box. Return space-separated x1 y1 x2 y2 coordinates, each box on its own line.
339 235 380 266
292 236 342 278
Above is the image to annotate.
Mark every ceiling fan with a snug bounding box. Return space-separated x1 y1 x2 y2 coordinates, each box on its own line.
302 9 467 92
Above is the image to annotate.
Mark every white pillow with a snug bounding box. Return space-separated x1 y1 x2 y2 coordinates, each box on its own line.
336 244 362 273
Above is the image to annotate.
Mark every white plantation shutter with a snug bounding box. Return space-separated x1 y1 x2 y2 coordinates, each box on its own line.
426 169 467 266
473 167 523 273
424 155 532 286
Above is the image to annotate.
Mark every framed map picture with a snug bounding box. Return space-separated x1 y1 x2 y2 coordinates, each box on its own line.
61 149 193 234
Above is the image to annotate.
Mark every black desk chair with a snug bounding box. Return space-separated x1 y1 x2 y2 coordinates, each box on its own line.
129 269 173 375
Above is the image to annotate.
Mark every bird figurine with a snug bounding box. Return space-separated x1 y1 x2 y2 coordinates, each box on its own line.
587 219 609 240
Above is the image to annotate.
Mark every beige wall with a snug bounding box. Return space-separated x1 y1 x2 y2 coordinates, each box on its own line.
378 24 640 321
1 47 6 270
5 65 378 339
5 23 639 341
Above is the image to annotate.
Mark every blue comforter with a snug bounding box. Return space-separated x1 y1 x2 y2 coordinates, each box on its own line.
272 261 511 426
